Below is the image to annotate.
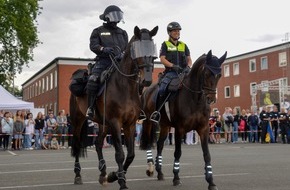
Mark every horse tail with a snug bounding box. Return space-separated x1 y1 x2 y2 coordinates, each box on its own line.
70 93 88 158
140 86 157 150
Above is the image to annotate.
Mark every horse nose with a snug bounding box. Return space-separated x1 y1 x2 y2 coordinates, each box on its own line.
142 79 152 87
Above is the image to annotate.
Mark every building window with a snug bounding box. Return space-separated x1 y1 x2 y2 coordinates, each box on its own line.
224 65 230 77
54 70 57 88
250 82 257 95
249 59 256 72
39 80 41 94
261 56 268 70
42 78 45 93
50 73 53 90
279 52 287 67
233 62 239 75
224 86 230 98
35 83 38 96
234 85 240 97
46 76 49 91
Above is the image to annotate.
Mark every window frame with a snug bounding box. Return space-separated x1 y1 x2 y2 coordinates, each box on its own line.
249 59 256 72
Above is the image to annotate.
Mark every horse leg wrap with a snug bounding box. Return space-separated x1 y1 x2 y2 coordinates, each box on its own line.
99 159 106 172
205 165 213 182
173 161 180 173
146 150 153 163
155 155 162 171
74 162 81 175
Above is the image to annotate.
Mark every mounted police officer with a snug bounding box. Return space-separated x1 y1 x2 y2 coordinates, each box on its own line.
150 22 192 123
86 5 128 120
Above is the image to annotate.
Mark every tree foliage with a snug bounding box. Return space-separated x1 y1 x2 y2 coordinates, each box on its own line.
0 0 41 90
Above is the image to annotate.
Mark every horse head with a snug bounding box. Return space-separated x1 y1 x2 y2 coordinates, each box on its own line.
129 26 158 87
189 50 227 104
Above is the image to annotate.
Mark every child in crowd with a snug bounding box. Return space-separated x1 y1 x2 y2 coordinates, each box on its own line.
42 135 50 149
50 137 60 150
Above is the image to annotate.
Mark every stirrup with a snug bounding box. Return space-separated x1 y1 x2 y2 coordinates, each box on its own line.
138 110 147 121
150 111 161 123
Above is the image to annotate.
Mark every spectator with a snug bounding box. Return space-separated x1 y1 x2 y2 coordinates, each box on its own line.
270 105 279 143
287 109 290 144
232 108 240 143
135 119 143 146
239 109 248 143
56 110 67 148
223 107 233 143
1 112 13 150
46 112 57 142
186 130 194 145
50 137 60 150
42 135 50 149
215 111 222 144
260 106 270 144
247 110 259 143
66 113 73 148
24 113 35 150
13 115 25 150
279 107 287 144
209 113 216 144
35 112 45 150
0 110 4 148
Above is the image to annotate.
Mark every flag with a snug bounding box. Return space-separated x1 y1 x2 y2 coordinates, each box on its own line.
265 121 274 143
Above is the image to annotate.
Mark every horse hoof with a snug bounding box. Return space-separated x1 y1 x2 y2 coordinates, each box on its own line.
173 179 181 186
99 175 108 185
157 173 164 181
120 185 128 190
208 185 218 190
74 176 83 185
146 170 154 177
107 172 118 183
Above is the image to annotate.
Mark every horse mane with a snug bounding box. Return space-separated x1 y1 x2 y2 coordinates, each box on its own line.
190 53 207 77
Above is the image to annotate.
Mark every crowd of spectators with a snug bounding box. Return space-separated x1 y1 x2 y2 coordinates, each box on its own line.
0 109 73 151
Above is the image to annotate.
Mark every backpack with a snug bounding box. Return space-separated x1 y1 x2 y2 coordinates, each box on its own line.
69 69 88 97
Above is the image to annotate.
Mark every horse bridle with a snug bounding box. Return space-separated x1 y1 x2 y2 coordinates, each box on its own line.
180 63 218 98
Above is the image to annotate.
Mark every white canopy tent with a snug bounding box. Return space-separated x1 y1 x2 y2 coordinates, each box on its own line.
0 85 34 110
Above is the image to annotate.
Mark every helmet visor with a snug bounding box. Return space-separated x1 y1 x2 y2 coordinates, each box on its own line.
131 40 158 59
105 11 123 22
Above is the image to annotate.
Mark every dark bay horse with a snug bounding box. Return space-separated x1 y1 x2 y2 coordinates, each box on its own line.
70 26 158 190
140 50 227 190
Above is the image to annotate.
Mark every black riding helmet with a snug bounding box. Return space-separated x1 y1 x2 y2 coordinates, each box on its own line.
99 5 124 23
167 22 182 34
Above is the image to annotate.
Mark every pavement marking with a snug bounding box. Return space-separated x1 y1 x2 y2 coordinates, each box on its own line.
0 172 250 189
0 163 193 175
7 151 17 156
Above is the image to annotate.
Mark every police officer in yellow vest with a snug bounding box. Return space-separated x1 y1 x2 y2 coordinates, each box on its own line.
150 22 192 123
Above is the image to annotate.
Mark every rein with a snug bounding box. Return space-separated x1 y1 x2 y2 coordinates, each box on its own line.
179 62 217 96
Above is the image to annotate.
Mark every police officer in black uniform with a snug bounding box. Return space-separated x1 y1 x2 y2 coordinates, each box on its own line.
278 107 287 144
270 105 279 143
86 5 128 119
259 106 270 143
150 22 192 123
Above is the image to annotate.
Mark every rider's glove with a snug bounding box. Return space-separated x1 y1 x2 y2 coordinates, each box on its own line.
103 47 114 55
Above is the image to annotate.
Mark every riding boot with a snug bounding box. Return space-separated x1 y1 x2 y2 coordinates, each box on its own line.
86 92 96 121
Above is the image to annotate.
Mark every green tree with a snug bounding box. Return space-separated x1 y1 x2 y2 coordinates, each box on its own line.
0 0 41 90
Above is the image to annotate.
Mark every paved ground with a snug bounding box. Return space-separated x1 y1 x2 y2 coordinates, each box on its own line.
0 143 290 190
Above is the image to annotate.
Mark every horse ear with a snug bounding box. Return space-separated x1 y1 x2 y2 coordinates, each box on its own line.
206 50 212 63
219 51 227 64
149 26 158 37
134 26 141 39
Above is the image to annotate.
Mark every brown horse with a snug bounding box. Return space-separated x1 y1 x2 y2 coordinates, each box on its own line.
140 50 227 190
70 26 158 190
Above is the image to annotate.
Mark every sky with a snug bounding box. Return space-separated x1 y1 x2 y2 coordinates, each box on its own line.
14 0 290 87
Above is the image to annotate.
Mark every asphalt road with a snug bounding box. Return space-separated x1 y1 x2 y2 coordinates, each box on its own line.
1 143 290 190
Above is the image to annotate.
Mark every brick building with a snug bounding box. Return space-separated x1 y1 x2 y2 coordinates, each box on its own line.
213 42 290 113
22 57 164 114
